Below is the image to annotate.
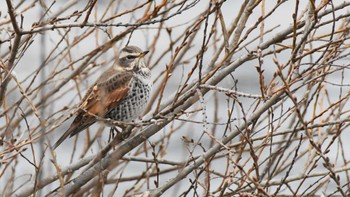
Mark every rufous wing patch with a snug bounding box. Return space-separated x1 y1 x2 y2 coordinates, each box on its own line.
81 85 104 116
104 85 129 112
98 71 133 115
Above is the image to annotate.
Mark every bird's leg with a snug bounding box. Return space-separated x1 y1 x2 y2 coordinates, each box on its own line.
108 126 121 142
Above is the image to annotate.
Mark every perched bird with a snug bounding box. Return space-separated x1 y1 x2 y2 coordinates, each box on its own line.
53 46 152 149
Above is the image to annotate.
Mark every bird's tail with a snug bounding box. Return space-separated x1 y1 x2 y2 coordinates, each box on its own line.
52 114 96 149
52 126 75 149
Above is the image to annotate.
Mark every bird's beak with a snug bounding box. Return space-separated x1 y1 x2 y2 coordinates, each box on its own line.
138 50 149 58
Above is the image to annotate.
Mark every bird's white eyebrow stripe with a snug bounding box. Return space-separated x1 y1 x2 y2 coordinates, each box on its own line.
119 52 140 59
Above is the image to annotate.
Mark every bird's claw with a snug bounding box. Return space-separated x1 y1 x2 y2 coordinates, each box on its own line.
108 127 121 142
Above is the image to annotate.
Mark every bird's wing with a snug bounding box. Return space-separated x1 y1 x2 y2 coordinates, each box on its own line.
85 70 133 116
52 69 133 149
72 70 133 133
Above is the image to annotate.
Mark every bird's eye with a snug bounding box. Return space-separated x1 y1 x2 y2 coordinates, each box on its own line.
126 55 135 60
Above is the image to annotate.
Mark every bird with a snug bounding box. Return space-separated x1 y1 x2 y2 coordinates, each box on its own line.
52 45 152 149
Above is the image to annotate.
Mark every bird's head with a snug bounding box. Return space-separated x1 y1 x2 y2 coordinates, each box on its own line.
118 45 149 71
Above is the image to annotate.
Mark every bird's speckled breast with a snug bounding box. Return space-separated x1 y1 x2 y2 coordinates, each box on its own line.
106 77 151 122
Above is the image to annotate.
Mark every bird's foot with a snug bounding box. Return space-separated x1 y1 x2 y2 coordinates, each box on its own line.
108 127 121 143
